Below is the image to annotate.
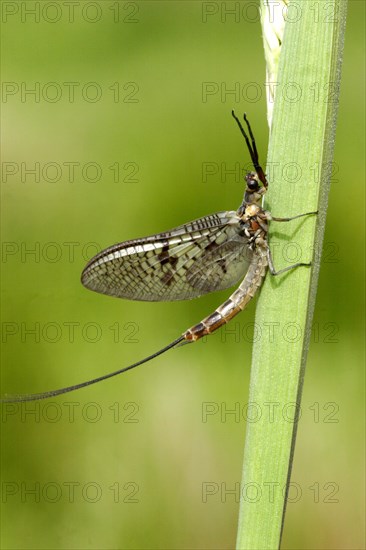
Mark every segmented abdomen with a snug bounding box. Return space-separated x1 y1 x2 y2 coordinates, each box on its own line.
183 249 268 341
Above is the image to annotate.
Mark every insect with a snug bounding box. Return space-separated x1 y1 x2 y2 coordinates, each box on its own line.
1 112 316 403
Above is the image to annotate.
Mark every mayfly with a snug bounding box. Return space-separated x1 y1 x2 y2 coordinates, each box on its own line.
1 112 316 403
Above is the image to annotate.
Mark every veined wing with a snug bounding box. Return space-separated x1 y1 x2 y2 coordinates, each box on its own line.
81 211 253 301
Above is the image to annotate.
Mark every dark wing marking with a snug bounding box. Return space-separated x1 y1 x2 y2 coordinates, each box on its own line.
81 211 252 302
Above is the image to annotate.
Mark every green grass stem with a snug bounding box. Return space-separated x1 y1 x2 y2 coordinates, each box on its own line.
236 1 348 548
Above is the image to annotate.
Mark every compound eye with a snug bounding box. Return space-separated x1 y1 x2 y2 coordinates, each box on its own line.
245 173 259 191
247 179 258 190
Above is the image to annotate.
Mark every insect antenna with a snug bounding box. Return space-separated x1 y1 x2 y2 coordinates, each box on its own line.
231 110 268 189
0 336 185 403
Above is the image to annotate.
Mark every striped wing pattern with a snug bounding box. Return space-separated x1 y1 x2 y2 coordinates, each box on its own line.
81 211 252 301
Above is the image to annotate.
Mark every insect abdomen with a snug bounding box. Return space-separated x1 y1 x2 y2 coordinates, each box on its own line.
183 250 268 342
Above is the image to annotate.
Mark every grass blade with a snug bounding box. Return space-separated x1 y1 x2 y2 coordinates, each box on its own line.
236 1 348 547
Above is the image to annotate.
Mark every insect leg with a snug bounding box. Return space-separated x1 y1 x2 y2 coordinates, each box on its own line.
266 210 318 273
271 211 318 222
231 111 268 188
266 246 312 277
243 113 259 164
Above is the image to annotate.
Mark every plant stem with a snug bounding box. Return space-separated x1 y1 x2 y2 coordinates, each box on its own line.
236 1 348 548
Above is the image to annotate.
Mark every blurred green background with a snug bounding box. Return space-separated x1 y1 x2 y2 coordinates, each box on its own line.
1 1 364 549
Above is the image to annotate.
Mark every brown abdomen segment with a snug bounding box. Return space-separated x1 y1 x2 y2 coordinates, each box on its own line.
183 250 268 342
